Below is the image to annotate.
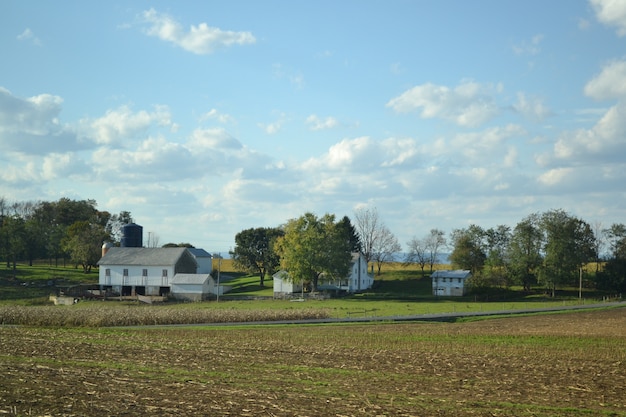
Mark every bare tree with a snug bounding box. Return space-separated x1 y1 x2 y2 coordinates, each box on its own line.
405 236 428 272
353 206 380 263
424 229 447 272
372 226 401 276
354 207 401 275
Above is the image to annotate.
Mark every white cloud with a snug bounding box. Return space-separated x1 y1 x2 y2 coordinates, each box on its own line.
258 112 287 135
537 167 572 186
512 34 544 56
92 136 197 181
0 87 83 154
272 63 305 89
591 0 626 36
305 114 339 131
201 108 234 124
554 101 626 161
584 59 626 100
512 92 552 121
188 127 242 150
386 80 501 127
142 8 256 55
86 105 173 145
16 28 42 46
451 124 526 162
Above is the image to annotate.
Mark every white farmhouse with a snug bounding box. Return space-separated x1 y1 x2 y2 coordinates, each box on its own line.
273 252 374 297
318 252 374 293
431 270 472 297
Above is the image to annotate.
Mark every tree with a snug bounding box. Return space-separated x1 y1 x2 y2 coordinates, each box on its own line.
508 214 543 291
231 227 284 287
596 223 626 292
539 210 596 297
105 211 134 244
482 225 512 288
372 226 401 276
62 221 110 273
424 229 447 272
274 213 352 292
3 215 27 271
405 236 427 273
449 225 486 275
336 216 362 253
353 206 400 274
353 207 381 263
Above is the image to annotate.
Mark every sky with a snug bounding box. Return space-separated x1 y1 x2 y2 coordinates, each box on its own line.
1 0 625 254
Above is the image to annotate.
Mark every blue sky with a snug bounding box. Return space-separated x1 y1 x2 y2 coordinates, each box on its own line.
1 0 625 253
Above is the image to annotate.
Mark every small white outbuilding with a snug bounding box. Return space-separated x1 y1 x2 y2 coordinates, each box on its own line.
431 270 472 297
273 270 303 297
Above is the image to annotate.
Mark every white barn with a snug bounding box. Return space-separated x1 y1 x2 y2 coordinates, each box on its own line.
98 247 225 299
431 270 472 297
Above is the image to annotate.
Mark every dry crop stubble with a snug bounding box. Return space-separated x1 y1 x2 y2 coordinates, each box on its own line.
0 308 625 416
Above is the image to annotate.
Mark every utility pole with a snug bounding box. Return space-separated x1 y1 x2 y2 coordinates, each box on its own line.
217 253 221 302
579 266 583 301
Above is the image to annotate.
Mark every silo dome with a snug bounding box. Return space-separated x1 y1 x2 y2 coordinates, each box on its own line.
101 241 114 257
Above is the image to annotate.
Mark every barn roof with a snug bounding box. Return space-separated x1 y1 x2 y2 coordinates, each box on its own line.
97 247 194 267
430 270 472 279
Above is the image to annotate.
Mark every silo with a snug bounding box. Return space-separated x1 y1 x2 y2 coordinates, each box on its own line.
120 223 143 247
101 241 114 257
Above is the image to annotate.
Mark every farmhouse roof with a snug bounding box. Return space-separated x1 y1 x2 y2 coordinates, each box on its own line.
97 247 194 267
171 273 212 285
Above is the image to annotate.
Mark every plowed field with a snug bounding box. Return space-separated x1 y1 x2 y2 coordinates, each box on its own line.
1 308 625 416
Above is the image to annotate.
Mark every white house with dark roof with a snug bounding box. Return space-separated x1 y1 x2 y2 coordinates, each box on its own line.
431 270 472 296
273 252 373 297
187 248 213 274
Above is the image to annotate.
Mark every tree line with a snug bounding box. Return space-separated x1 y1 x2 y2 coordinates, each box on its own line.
232 207 626 295
4 196 624 295
441 209 626 295
0 197 133 273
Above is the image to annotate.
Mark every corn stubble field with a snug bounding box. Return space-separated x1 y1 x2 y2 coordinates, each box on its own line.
1 308 625 416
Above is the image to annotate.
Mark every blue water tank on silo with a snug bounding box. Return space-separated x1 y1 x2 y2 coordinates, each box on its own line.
120 223 143 247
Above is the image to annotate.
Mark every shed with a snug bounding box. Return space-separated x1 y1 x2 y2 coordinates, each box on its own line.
431 270 472 296
170 273 212 301
273 270 303 297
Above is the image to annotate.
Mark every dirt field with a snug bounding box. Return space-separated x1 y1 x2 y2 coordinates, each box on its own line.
1 308 625 416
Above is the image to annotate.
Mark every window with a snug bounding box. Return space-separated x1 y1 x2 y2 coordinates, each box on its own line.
105 269 110 276
162 269 168 277
123 269 128 277
142 269 148 277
